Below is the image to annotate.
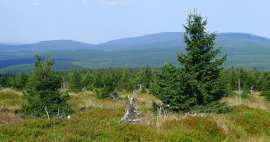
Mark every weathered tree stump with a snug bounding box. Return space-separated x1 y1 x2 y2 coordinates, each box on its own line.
250 85 254 95
120 96 142 123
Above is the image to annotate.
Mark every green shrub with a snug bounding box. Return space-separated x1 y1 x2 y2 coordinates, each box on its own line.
22 55 71 117
193 101 231 114
262 90 270 101
95 88 118 99
240 89 250 99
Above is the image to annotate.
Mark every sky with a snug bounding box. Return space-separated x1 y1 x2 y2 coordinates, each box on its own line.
0 0 270 44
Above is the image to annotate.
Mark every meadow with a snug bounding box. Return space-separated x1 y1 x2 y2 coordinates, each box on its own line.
0 89 270 142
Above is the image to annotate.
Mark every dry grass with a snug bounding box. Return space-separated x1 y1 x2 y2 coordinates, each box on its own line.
133 92 161 111
1 89 270 141
245 136 270 142
69 91 160 112
69 90 270 137
0 88 22 109
210 114 231 134
223 92 270 111
0 88 22 110
0 89 23 125
141 92 270 142
0 110 22 124
69 91 126 111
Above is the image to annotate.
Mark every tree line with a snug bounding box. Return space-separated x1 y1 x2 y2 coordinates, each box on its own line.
1 67 268 96
1 63 270 114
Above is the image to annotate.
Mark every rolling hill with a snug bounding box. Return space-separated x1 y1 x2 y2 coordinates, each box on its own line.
1 32 270 73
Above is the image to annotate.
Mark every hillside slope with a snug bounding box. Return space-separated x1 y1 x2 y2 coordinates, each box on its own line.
1 32 270 73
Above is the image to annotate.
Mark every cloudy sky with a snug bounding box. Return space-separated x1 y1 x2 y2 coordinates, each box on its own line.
0 0 270 43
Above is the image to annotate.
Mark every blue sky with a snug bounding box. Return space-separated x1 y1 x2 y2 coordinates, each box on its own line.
0 0 270 43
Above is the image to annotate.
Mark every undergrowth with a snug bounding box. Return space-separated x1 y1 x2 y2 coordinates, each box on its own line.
0 90 270 142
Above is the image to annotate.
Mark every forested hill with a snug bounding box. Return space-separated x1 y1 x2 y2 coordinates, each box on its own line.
1 32 270 73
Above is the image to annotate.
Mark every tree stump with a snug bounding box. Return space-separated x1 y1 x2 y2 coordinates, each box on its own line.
250 85 254 95
120 96 142 123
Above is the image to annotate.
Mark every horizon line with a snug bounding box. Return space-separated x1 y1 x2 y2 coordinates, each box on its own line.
1 31 269 45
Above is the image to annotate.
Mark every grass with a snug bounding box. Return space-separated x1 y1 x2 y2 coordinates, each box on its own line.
0 88 22 110
0 88 22 125
223 92 270 111
0 89 270 142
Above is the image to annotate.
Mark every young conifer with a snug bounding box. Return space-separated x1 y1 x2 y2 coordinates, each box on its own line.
151 13 227 112
22 55 71 117
177 13 227 106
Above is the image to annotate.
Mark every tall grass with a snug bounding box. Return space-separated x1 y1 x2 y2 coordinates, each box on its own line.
0 90 270 142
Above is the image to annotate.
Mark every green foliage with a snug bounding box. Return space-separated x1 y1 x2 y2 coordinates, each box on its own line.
67 71 83 92
151 102 160 114
0 74 28 90
151 64 189 111
1 66 269 104
1 87 270 141
229 106 270 136
134 67 153 90
262 91 270 101
22 55 71 117
223 67 263 92
193 101 231 114
151 14 227 112
93 71 119 99
94 88 118 99
240 89 250 99
219 71 234 97
261 74 270 100
7 74 28 90
178 13 227 105
2 105 270 142
0 108 225 142
1 67 269 102
61 68 155 98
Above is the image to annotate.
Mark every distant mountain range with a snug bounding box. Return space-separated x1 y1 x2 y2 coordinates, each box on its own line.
1 32 270 73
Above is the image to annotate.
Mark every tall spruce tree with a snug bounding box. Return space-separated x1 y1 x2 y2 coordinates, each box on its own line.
22 55 71 117
178 13 226 106
151 13 227 112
